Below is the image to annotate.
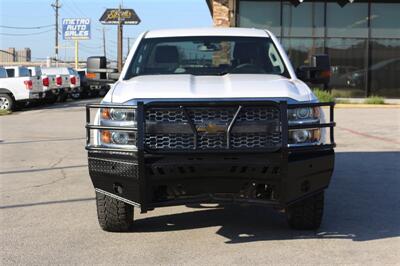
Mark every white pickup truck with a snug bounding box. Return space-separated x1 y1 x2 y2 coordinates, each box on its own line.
85 28 336 232
0 66 43 110
41 67 80 101
27 66 61 104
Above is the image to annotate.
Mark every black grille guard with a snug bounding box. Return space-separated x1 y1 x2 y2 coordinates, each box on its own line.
85 100 336 154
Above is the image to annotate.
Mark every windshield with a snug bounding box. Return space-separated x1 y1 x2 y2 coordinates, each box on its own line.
124 36 289 79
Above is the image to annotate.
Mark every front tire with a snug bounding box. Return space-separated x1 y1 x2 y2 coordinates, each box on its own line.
96 192 134 232
0 94 15 111
286 191 324 230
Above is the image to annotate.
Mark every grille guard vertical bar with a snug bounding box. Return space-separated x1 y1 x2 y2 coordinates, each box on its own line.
136 102 147 212
330 104 335 145
279 101 289 202
180 106 198 149
226 105 242 149
280 101 289 153
85 105 91 147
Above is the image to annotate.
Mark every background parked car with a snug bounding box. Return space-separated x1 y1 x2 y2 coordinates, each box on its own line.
346 58 400 91
330 65 358 88
0 66 43 111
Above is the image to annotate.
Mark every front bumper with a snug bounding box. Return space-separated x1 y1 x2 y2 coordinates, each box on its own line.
29 91 44 99
86 100 336 213
88 149 334 212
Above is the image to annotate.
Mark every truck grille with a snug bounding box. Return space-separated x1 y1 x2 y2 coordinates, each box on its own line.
144 106 282 151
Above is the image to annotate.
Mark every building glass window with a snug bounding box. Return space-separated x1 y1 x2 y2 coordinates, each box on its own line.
236 0 400 97
370 39 400 98
238 1 281 36
326 38 367 97
370 2 400 98
326 2 368 38
371 3 400 39
282 2 324 38
282 38 324 68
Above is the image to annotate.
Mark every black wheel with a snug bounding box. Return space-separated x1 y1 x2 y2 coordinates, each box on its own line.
0 94 15 111
96 192 134 232
58 92 69 102
286 191 324 230
45 95 58 104
70 88 81 100
98 85 110 97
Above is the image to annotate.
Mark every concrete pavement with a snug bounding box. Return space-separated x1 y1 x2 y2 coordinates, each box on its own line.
1 100 399 265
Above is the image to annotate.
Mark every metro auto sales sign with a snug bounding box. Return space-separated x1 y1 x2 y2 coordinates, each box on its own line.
62 18 91 40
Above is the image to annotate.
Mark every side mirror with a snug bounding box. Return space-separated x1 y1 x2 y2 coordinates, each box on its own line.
86 56 119 81
86 56 107 80
296 54 331 85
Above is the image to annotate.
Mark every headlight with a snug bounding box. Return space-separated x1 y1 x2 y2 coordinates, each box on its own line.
288 106 322 146
288 107 320 121
101 108 135 121
98 107 137 148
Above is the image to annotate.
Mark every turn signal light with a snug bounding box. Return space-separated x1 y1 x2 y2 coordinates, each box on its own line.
101 108 110 119
101 130 111 144
86 72 96 79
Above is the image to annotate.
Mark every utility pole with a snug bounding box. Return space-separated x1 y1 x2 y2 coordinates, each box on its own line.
102 28 107 58
51 0 61 65
117 4 123 72
74 40 79 69
126 37 131 57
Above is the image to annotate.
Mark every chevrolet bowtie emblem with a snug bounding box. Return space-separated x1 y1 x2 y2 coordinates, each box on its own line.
196 122 227 134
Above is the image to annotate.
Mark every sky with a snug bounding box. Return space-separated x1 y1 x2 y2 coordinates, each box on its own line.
0 0 212 61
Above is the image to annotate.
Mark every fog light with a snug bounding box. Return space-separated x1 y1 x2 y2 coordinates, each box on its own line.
292 130 311 143
289 129 321 145
111 131 129 145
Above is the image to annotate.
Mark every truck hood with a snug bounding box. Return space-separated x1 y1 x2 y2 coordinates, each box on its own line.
110 74 313 103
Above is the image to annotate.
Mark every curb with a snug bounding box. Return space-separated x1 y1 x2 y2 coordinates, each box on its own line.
334 104 400 108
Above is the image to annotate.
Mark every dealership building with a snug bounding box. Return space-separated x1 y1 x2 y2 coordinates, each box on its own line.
206 0 400 98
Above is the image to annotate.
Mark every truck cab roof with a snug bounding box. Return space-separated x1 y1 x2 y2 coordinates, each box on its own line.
144 27 271 39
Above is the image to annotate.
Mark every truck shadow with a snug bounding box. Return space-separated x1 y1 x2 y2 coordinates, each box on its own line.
133 151 400 243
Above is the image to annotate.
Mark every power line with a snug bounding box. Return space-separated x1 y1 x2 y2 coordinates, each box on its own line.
80 43 103 49
0 29 54 36
62 3 81 18
0 24 54 29
70 0 89 18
